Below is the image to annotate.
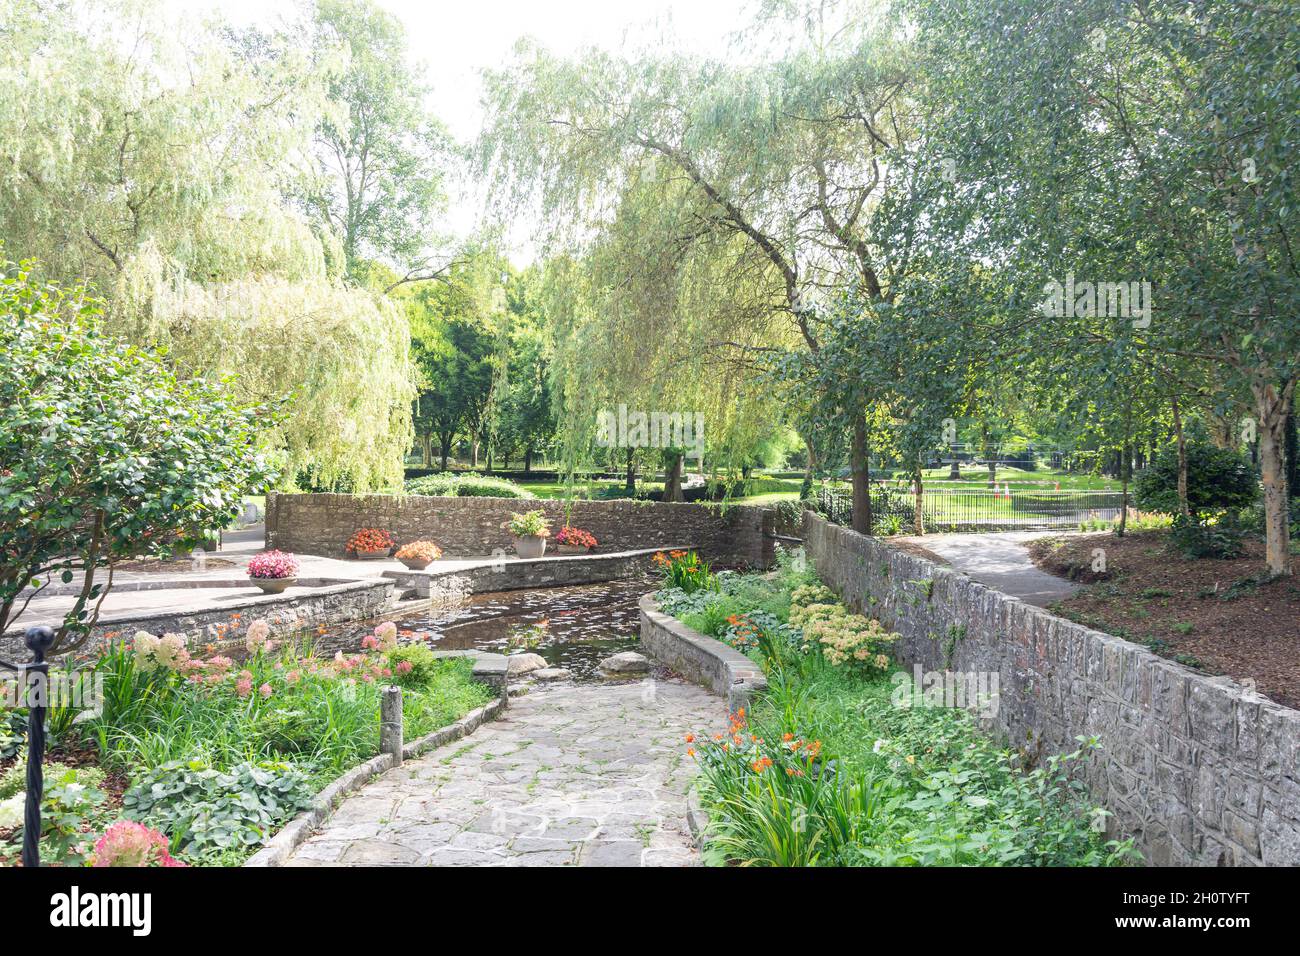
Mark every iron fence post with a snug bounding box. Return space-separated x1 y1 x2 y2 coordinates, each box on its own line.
21 626 55 868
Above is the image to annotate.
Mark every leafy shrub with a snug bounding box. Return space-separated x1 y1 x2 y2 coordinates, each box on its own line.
123 759 314 863
506 509 551 537
0 761 104 800
789 602 897 673
0 764 114 866
652 549 716 593
1133 442 1257 516
0 711 25 760
384 643 443 687
405 472 534 498
1169 513 1244 559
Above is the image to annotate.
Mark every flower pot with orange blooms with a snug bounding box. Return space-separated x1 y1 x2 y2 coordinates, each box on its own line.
346 528 395 560
395 539 442 570
554 526 598 554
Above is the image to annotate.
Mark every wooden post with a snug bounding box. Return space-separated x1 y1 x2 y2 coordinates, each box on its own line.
381 685 403 767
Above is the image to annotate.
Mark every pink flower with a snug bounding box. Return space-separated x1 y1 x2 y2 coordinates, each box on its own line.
91 821 186 868
247 550 300 580
374 621 398 651
286 669 301 684
259 683 273 699
245 618 272 652
361 634 380 651
396 661 413 674
235 678 253 698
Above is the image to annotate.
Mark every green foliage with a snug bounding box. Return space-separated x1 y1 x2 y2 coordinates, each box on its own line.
0 761 104 801
1134 443 1258 517
0 263 277 652
122 759 314 864
1168 513 1245 560
0 764 115 866
507 509 551 537
674 565 1135 867
653 550 716 594
405 472 534 498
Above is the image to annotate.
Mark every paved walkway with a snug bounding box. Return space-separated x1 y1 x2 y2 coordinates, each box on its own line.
284 679 726 867
893 531 1079 608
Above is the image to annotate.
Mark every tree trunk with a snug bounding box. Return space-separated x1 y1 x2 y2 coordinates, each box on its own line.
912 463 925 536
1255 378 1296 578
471 441 479 469
800 437 815 499
524 448 533 474
420 433 432 468
948 458 961 480
625 447 637 494
663 451 684 502
1286 406 1298 511
439 435 451 472
1171 395 1189 516
850 414 872 535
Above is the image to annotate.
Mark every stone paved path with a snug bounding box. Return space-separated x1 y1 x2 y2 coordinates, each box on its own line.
284 679 726 867
893 531 1080 608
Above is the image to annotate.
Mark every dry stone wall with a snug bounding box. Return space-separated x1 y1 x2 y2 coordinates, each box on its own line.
803 512 1300 866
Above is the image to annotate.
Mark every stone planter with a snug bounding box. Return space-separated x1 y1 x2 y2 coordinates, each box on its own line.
398 556 434 571
514 535 547 559
349 549 391 561
555 544 593 555
250 576 295 594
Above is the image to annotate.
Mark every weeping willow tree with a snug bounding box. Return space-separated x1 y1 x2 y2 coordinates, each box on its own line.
0 0 415 489
539 163 801 497
480 2 923 525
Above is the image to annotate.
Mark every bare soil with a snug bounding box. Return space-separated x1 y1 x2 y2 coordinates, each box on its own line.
1028 531 1300 708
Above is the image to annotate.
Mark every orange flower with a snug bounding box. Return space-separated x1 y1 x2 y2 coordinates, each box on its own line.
782 733 794 742
685 733 695 743
687 748 696 757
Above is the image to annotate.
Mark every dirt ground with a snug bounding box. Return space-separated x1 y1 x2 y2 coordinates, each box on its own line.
1028 531 1300 708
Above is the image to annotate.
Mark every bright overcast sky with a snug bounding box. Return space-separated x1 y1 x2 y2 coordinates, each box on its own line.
178 0 756 255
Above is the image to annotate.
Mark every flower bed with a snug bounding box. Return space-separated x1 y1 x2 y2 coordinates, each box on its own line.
0 619 491 867
658 549 1139 868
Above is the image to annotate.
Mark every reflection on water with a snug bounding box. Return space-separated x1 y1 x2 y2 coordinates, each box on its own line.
313 577 653 682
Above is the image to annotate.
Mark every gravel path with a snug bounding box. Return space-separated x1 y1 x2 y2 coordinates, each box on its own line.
283 679 726 867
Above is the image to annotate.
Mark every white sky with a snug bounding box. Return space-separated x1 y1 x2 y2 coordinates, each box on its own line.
179 0 756 257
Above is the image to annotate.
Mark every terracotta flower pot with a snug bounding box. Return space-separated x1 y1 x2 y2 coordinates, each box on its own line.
350 549 390 561
251 576 295 594
399 556 433 571
514 535 547 559
555 544 592 555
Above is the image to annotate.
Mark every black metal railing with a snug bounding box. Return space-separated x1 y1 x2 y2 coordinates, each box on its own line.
0 626 55 867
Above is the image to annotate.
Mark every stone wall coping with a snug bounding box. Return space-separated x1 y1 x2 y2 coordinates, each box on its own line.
638 592 767 712
2 577 391 641
244 696 507 867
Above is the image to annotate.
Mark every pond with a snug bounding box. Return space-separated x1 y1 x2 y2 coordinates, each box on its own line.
312 576 655 682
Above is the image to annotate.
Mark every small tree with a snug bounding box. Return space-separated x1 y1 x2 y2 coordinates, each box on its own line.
1133 442 1257 518
0 261 278 655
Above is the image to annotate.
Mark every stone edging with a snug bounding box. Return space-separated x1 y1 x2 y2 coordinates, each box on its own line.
638 593 766 712
243 697 506 867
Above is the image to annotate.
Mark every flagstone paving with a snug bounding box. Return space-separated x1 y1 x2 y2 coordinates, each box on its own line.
283 678 727 867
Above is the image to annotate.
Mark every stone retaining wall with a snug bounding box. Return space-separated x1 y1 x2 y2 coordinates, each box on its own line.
639 593 767 712
803 512 1300 866
266 493 774 567
0 579 394 657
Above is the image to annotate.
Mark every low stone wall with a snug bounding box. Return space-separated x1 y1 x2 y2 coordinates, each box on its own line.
386 547 687 599
802 512 1300 866
0 578 394 657
266 493 774 567
639 593 767 712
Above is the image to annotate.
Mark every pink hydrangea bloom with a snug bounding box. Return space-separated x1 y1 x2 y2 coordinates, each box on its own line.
92 821 186 868
245 618 272 652
374 621 398 650
259 683 273 699
235 678 253 698
396 661 413 674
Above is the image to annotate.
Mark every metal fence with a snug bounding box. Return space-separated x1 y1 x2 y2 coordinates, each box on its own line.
813 486 1127 533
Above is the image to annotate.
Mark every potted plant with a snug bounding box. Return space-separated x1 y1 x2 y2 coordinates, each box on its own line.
505 510 551 559
346 528 395 559
395 539 442 570
247 550 300 594
554 526 598 554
